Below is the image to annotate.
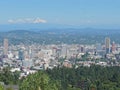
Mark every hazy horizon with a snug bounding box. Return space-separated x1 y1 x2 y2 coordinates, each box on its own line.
0 0 120 30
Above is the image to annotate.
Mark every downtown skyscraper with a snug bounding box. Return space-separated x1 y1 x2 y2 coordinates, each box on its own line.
105 37 110 54
3 38 8 55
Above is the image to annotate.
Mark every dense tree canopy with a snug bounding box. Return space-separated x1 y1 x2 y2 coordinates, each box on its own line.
1 65 120 90
19 71 60 90
0 68 20 85
45 65 120 90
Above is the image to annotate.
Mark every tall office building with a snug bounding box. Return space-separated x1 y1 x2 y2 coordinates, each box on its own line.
96 43 102 51
18 50 24 60
111 41 116 52
3 38 8 55
80 46 85 53
61 44 67 58
105 37 110 54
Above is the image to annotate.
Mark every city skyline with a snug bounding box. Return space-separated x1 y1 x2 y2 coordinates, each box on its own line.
0 1 120 90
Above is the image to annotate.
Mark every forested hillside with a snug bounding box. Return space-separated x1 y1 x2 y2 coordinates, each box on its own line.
19 65 120 90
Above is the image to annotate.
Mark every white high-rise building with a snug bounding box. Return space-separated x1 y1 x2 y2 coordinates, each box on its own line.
3 38 8 55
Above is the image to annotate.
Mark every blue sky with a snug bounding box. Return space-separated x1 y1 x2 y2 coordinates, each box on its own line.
0 0 120 28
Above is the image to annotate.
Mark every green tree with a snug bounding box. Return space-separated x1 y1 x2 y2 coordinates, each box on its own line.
19 71 60 90
0 84 4 90
6 87 14 90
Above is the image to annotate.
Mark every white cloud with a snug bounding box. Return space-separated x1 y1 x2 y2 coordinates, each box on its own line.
8 19 15 23
8 18 47 24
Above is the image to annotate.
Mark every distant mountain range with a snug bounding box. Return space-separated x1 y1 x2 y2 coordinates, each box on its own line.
0 24 120 45
0 23 80 32
0 28 119 45
0 23 120 32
